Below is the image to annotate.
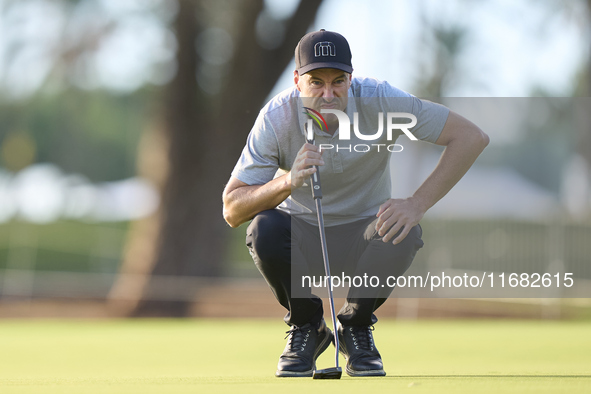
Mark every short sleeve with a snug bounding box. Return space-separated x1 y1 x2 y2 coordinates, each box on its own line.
378 81 449 143
231 112 280 185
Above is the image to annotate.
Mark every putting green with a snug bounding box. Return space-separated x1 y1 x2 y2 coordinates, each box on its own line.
0 319 589 393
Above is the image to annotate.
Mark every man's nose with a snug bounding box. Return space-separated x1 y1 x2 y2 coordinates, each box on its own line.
322 86 334 101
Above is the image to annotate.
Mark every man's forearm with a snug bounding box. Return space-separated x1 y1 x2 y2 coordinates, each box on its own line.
412 131 489 212
223 174 291 228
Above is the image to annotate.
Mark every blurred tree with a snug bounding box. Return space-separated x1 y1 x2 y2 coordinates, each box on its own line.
542 0 591 217
108 0 324 316
414 24 467 97
551 0 591 175
581 0 591 171
0 90 149 181
0 0 149 182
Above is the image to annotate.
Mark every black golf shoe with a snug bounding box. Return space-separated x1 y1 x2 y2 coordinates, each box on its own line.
337 323 386 377
275 319 333 377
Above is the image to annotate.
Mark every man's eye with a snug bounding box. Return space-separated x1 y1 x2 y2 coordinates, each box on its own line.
334 80 344 85
311 81 322 86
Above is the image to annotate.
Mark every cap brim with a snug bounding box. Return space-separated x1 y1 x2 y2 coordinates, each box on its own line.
298 62 353 75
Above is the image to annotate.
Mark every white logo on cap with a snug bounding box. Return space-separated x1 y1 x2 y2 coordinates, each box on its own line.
314 42 336 57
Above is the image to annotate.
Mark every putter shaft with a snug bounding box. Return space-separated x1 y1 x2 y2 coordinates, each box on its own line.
313 197 340 370
307 125 340 373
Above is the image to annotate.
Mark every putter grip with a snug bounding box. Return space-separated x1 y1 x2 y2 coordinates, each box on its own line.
309 166 322 199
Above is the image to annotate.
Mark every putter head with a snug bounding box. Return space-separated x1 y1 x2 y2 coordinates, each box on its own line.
313 367 342 379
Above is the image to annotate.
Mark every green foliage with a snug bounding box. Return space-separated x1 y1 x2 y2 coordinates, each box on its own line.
0 88 157 181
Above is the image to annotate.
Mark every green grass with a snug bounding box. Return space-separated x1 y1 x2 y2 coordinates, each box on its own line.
0 319 589 393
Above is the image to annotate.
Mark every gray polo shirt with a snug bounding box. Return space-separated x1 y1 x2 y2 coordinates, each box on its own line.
231 77 449 226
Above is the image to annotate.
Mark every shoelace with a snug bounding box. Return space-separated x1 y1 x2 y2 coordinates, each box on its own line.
284 325 313 352
347 325 375 351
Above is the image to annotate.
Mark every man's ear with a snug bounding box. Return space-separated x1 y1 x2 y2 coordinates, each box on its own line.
345 72 352 89
293 70 301 91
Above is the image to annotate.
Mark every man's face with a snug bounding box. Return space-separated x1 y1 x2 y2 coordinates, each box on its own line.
294 68 351 127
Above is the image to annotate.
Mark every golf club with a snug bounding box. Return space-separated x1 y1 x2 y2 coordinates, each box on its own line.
306 121 342 380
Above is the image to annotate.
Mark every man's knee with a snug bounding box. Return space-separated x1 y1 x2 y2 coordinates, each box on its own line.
247 210 290 263
371 224 423 254
365 224 424 275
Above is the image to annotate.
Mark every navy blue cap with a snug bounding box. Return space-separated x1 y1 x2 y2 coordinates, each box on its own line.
295 29 353 75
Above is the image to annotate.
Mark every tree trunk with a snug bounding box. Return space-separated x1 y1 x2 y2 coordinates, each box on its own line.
109 0 323 316
582 0 591 168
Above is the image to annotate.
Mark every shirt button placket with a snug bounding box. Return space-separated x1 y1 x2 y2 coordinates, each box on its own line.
332 136 343 173
333 152 343 173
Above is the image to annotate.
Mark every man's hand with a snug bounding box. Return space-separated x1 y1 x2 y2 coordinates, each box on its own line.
288 142 324 189
375 197 426 245
374 111 489 245
222 142 325 228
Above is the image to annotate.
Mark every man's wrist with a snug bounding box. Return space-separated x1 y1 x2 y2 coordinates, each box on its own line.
282 172 292 194
410 194 431 214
